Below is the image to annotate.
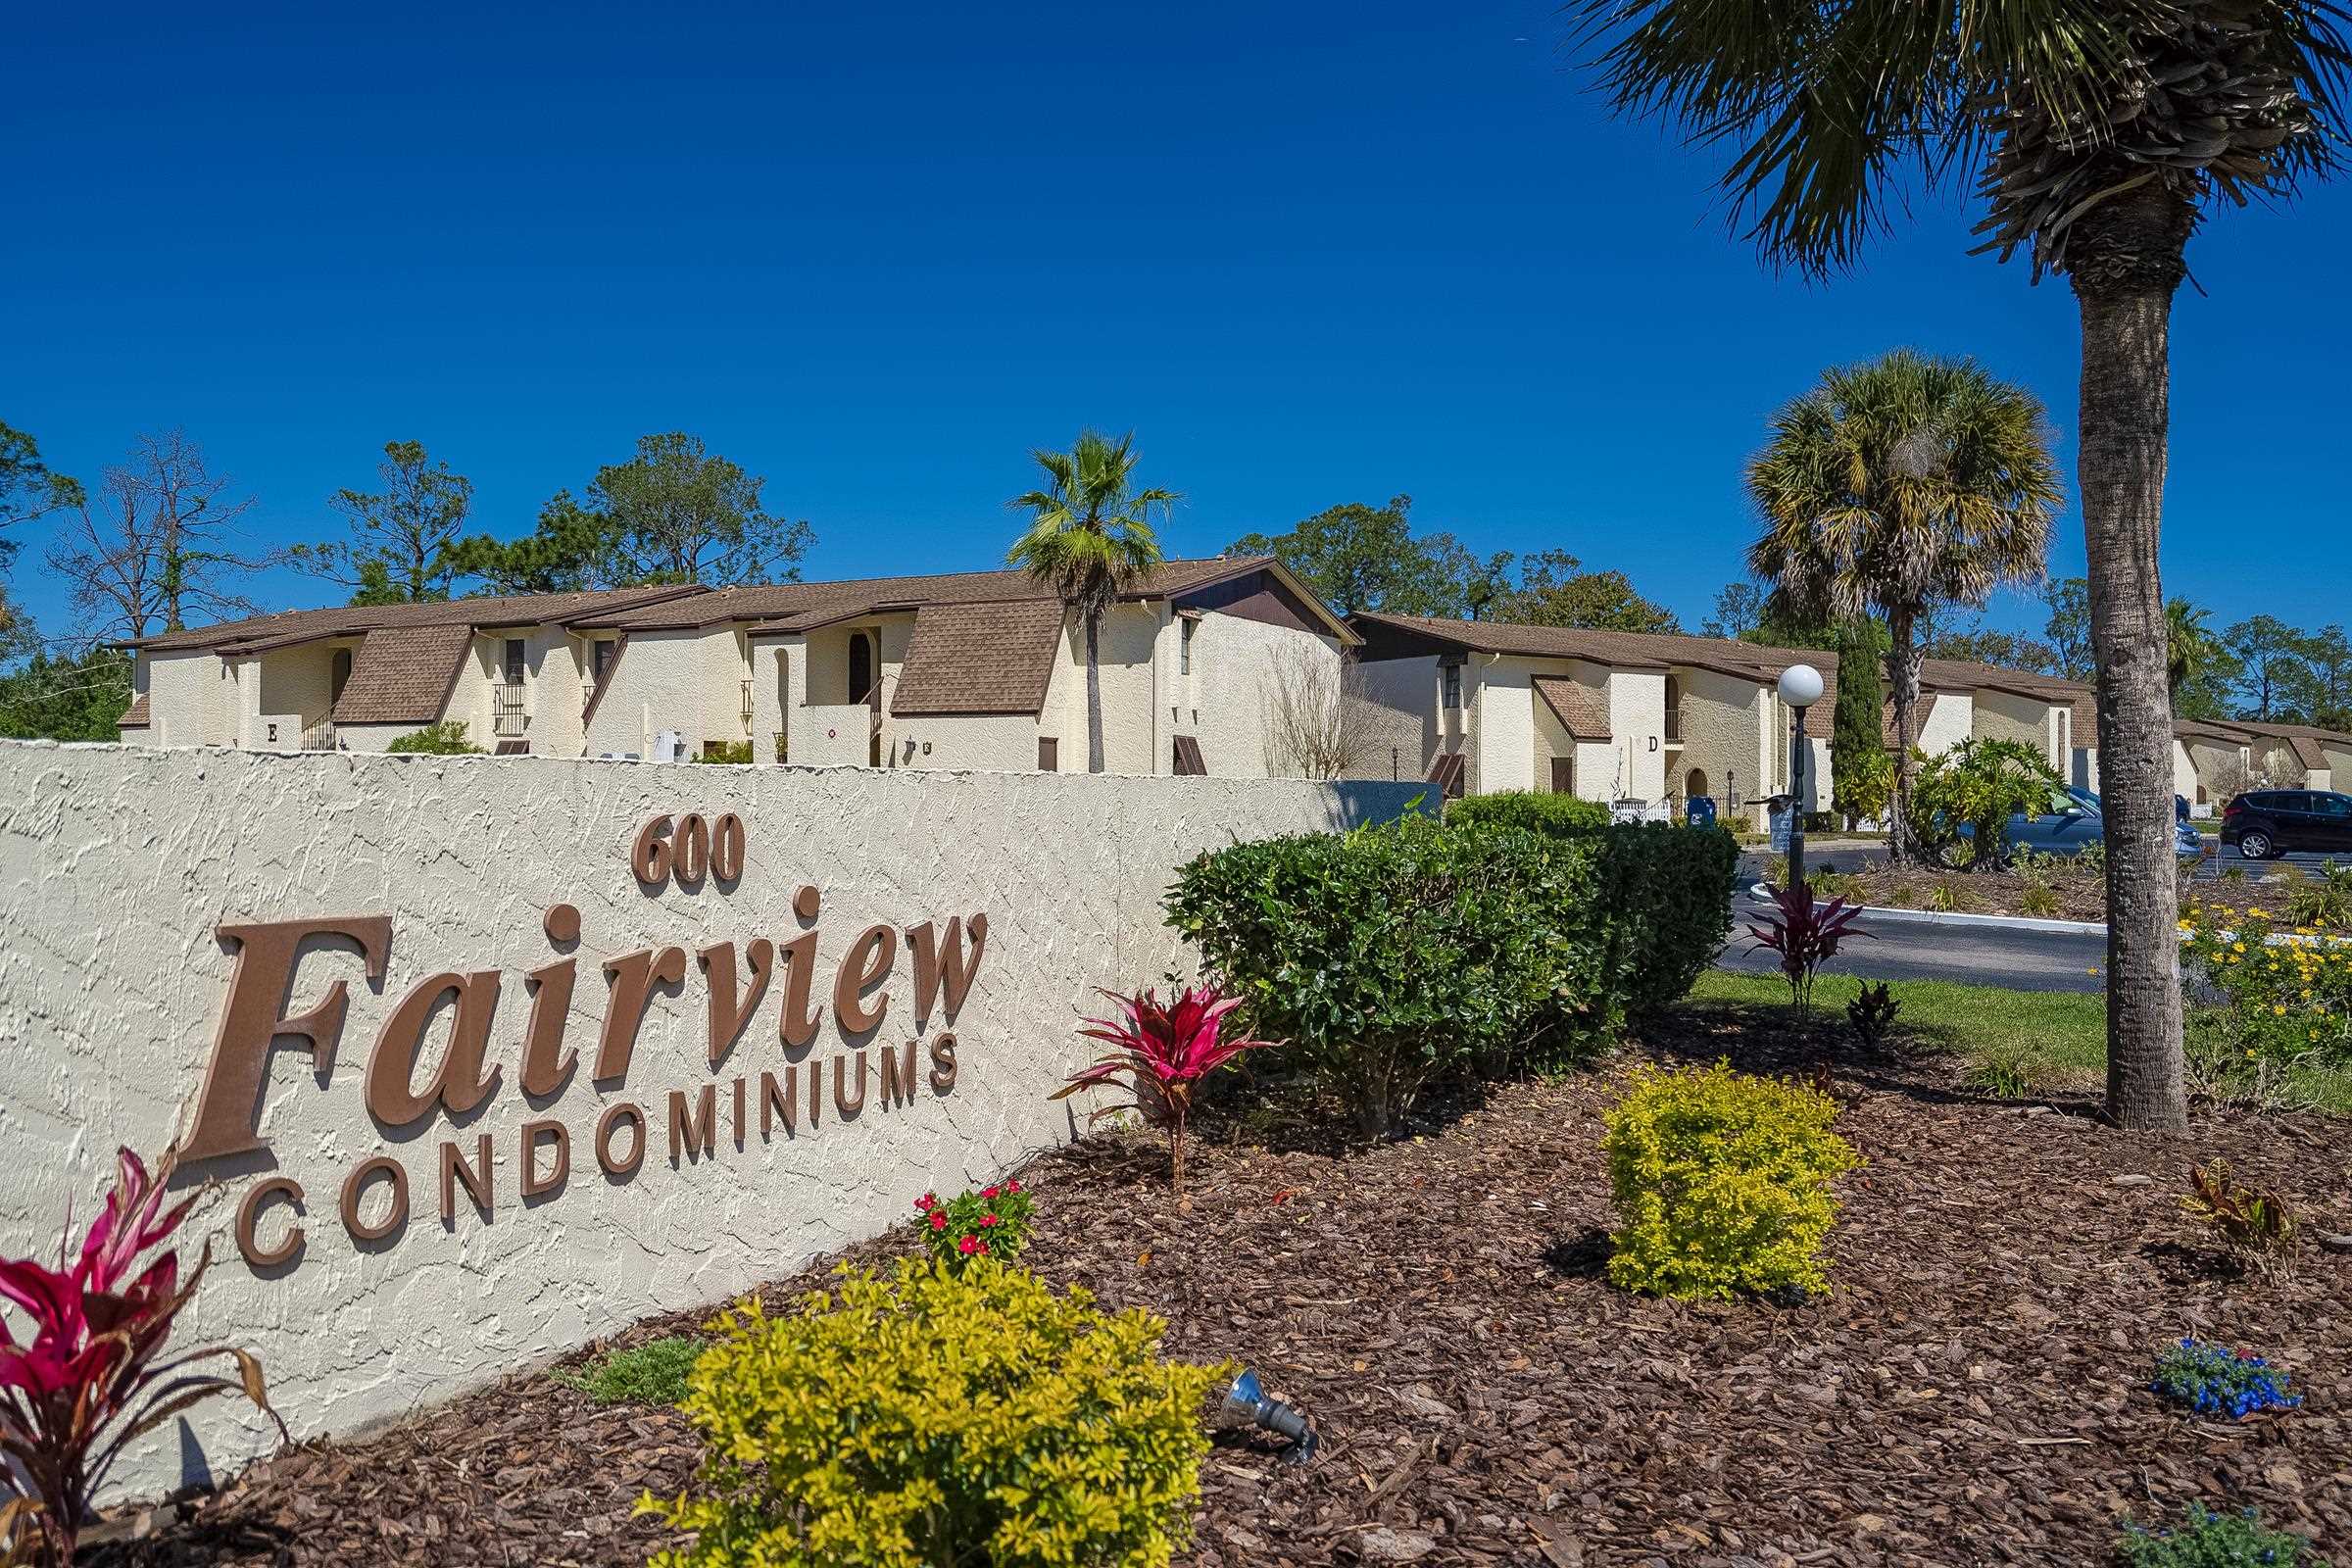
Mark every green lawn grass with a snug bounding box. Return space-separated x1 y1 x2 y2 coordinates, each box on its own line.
1684 969 2352 1112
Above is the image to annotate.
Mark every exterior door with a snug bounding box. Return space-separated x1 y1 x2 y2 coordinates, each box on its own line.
1549 757 1574 796
2309 792 2352 852
329 648 353 707
504 639 526 685
848 633 873 706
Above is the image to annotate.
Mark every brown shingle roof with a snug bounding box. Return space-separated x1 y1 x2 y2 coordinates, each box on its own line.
1531 676 1610 740
129 585 701 655
331 625 474 725
118 694 150 728
2175 718 2256 745
1354 612 2095 716
578 558 1284 635
890 600 1067 716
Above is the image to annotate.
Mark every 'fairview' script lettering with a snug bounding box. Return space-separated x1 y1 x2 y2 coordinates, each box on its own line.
181 901 988 1160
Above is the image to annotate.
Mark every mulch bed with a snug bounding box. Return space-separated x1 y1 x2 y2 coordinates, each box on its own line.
1822 864 2305 923
102 1020 2351 1568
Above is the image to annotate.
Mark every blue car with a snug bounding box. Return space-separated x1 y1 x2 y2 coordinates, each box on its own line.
1946 785 2201 865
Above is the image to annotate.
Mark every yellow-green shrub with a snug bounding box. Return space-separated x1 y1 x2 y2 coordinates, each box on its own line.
641 1257 1224 1568
1601 1061 1859 1300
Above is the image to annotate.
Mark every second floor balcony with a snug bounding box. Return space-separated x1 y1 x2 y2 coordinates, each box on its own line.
492 681 528 739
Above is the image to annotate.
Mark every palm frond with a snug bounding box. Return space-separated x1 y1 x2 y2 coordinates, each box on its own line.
1567 0 2350 278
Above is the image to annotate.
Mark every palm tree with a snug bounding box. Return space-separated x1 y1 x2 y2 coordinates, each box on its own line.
1569 2 2349 1131
2166 598 2220 700
1006 430 1178 773
1749 352 2062 864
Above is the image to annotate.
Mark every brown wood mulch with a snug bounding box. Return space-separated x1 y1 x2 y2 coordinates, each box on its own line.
1820 864 2304 924
101 1020 2350 1568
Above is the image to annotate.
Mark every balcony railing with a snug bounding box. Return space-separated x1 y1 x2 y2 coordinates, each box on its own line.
492 681 528 739
301 714 337 752
1664 705 1686 744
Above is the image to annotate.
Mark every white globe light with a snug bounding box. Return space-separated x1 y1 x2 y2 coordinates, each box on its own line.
1778 662 1825 708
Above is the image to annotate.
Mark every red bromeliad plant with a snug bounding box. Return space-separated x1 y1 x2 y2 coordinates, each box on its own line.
1052 984 1277 1193
1747 879 1870 1020
0 1147 284 1566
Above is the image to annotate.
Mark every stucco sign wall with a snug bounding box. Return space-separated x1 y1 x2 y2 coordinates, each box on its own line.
0 741 1417 1498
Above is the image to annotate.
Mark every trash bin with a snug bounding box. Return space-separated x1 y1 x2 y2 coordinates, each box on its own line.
1686 796 1717 830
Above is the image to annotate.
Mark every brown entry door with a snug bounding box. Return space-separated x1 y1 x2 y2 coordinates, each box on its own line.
1549 757 1574 795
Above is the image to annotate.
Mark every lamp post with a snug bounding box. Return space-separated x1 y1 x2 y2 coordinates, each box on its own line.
1778 662 1824 895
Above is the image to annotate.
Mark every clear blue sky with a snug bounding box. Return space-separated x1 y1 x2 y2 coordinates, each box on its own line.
9 0 2349 642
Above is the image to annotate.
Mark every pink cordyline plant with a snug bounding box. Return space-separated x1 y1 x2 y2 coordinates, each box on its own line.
1747 878 1870 1020
0 1147 284 1566
1052 984 1277 1194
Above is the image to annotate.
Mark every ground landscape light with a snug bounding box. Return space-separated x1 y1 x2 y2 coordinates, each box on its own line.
1216 1368 1319 1466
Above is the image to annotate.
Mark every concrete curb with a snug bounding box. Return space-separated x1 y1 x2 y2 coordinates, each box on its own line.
1743 883 2105 937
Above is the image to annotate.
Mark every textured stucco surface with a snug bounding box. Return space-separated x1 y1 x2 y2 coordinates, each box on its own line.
1972 688 2048 755
0 741 1418 1500
1344 658 1439 784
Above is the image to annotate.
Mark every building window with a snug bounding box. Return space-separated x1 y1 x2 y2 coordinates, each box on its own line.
1038 736 1058 772
1180 617 1195 676
591 640 614 684
1442 662 1463 710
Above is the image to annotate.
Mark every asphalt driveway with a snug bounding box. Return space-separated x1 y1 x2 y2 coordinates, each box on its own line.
1714 905 2108 994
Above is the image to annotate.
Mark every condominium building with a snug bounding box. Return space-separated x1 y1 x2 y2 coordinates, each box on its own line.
117 558 1356 779
1346 612 2095 828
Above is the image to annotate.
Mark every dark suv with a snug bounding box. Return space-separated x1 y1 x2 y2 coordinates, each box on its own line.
2221 790 2352 858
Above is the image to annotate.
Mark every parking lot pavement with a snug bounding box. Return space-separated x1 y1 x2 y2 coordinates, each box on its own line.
1718 894 2109 994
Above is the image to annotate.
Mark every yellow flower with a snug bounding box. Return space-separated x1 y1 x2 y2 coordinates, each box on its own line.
2231 942 2246 953
2273 1004 2287 1015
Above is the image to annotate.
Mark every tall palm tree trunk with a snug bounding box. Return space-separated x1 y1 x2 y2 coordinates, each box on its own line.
1885 610 1923 865
1084 607 1105 773
2075 185 2193 1133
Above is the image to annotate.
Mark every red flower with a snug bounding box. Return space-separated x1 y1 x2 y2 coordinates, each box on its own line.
928 1211 948 1232
956 1235 980 1255
979 1212 999 1228
914 1193 936 1212
1005 1180 1022 1194
975 1241 989 1254
982 1185 1001 1200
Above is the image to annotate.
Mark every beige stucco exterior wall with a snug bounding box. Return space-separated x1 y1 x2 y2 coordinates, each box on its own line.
893 713 1042 772
2180 737 2253 804
143 652 239 750
584 628 724 758
1972 689 2048 755
1347 658 1442 784
1187 612 1342 780
1672 666 1764 820
1608 668 1668 803
336 721 429 751
254 646 338 737
1910 692 1974 758
1085 605 1162 776
1467 659 1534 795
0 740 1424 1502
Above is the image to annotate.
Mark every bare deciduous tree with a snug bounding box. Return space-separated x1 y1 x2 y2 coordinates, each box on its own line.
1260 644 1377 780
46 432 260 639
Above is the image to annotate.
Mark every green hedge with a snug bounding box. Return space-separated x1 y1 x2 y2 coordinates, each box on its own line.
1446 790 1612 835
1454 793 1738 1019
1164 811 1736 1135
